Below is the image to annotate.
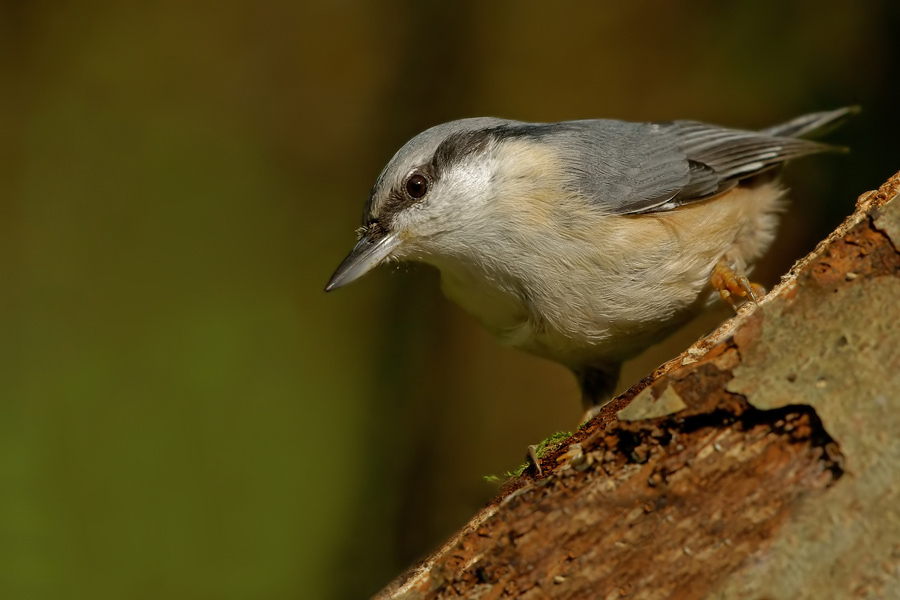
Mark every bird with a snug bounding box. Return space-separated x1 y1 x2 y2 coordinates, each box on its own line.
326 108 854 411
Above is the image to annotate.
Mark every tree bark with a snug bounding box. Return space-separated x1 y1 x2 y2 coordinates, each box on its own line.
375 169 900 600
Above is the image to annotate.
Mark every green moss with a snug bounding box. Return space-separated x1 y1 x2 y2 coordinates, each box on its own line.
483 431 572 482
533 431 572 454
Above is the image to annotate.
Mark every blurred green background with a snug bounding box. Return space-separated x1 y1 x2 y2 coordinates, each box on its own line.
1 1 897 598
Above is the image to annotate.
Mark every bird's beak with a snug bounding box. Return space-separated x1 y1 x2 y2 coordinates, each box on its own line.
325 231 402 292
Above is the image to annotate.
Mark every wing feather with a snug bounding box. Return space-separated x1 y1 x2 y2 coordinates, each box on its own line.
552 116 839 215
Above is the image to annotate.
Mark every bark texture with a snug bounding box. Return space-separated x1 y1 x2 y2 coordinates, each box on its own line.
376 170 900 600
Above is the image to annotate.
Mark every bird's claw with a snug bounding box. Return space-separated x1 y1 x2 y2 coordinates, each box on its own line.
711 260 765 312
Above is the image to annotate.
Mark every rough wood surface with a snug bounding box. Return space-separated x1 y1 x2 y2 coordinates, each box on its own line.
376 170 900 600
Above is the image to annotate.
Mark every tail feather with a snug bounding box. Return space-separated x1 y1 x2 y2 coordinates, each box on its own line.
761 106 860 139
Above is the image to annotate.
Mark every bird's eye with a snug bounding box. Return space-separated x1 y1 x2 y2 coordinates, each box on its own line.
405 174 428 199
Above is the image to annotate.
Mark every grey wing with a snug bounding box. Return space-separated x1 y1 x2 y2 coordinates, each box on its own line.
660 120 833 208
556 119 834 215
552 120 691 214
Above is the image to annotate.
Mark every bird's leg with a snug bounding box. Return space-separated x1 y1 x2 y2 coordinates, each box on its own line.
575 364 620 426
710 259 766 312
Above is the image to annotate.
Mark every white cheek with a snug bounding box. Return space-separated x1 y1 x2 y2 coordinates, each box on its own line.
398 157 498 235
446 157 495 204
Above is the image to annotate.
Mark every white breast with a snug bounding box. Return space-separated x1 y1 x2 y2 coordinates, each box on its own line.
426 181 785 370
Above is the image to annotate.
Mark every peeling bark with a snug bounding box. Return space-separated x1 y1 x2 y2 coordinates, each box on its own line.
376 171 900 600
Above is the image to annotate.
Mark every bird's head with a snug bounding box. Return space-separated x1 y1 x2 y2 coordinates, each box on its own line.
326 117 537 291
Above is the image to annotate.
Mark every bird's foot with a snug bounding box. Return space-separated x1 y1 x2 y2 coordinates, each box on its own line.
710 260 765 312
579 404 605 428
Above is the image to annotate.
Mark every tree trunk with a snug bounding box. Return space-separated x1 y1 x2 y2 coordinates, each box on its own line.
375 170 900 600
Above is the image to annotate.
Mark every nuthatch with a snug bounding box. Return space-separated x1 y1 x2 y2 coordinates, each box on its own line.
326 108 853 410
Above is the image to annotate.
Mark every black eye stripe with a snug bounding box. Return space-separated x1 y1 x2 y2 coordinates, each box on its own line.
364 165 438 229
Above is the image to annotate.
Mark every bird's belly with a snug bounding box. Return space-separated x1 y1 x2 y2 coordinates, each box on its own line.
519 281 708 367
425 180 783 372
438 258 708 368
